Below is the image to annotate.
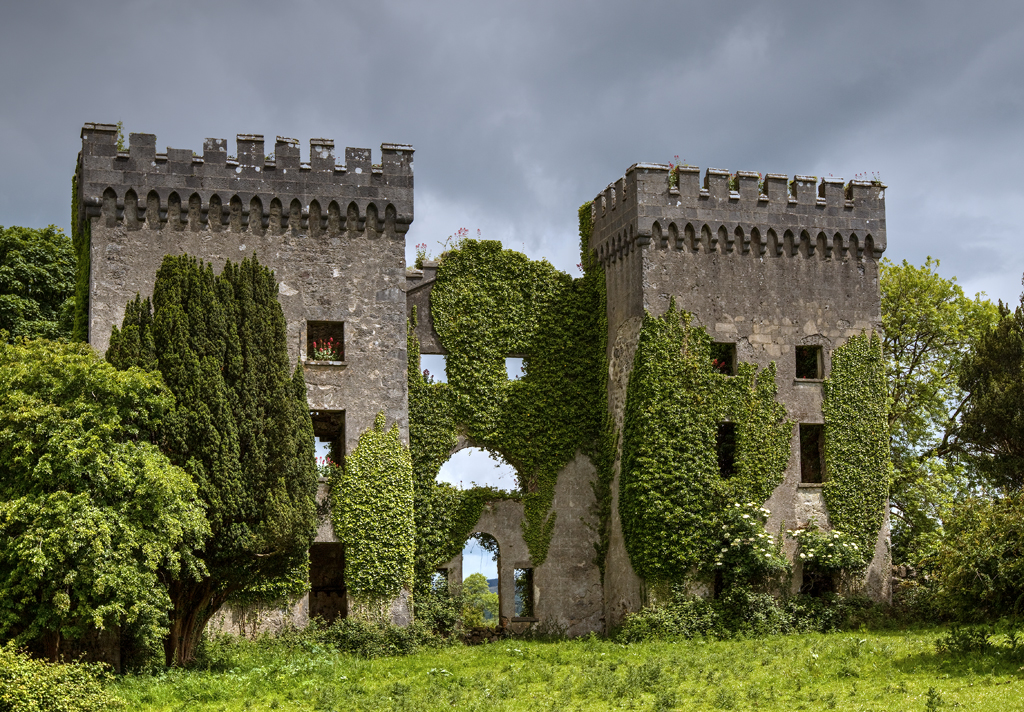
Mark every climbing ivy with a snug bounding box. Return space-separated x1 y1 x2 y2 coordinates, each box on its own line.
331 412 415 605
70 172 90 342
822 333 890 568
619 304 792 585
407 234 610 578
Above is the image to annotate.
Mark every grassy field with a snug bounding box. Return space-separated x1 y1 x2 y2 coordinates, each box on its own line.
111 628 1024 711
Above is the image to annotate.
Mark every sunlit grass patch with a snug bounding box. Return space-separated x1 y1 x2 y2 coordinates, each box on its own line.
112 628 1024 711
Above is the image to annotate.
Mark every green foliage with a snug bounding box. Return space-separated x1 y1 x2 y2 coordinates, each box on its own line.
822 333 891 568
70 173 90 342
107 254 317 664
619 304 791 584
923 495 1024 620
0 339 207 657
880 258 998 562
788 526 866 575
617 588 864 642
713 504 790 589
0 225 75 341
0 642 123 711
461 573 499 628
408 230 610 578
331 412 414 606
958 296 1024 493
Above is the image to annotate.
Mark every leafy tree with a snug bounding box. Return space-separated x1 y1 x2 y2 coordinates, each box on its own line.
107 254 317 665
0 225 75 341
461 573 498 628
923 494 1024 620
0 339 208 662
880 258 998 562
957 293 1024 493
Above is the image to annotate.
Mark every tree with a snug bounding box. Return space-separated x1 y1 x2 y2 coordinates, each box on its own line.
0 225 75 341
461 573 498 627
0 339 207 662
107 254 317 665
880 258 998 562
957 293 1024 493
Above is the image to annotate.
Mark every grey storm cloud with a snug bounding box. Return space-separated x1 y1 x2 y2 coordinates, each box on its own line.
2 0 1023 301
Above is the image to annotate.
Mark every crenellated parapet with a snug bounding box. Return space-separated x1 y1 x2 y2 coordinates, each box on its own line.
76 124 414 237
589 163 885 267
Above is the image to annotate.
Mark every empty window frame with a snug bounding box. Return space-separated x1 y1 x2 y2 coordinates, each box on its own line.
419 353 448 383
795 345 823 379
307 321 344 362
717 422 738 478
514 568 534 619
505 357 525 380
311 410 345 469
711 342 736 375
800 423 825 484
309 542 347 622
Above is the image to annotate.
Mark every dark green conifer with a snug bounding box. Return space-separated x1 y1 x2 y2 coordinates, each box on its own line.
108 254 316 665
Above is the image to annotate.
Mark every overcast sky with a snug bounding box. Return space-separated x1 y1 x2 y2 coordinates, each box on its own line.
2 1 1022 302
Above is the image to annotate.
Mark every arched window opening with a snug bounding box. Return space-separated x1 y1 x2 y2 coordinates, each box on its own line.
437 447 518 492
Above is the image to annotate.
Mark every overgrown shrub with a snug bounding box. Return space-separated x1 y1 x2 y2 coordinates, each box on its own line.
616 588 872 642
0 642 122 711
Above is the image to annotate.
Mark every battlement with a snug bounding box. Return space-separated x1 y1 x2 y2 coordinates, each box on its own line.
589 163 886 267
77 124 414 235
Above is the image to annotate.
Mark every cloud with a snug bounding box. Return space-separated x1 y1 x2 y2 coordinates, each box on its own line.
2 0 1023 299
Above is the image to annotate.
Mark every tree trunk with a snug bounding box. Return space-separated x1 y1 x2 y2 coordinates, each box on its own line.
164 577 232 666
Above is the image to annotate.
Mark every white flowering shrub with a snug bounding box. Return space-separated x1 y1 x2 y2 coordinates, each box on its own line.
787 525 865 575
713 502 790 588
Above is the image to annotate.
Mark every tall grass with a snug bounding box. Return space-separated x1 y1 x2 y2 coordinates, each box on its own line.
112 627 1024 711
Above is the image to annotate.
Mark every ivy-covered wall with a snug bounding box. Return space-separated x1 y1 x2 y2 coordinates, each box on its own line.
619 304 792 585
407 237 612 584
822 333 891 569
331 412 415 607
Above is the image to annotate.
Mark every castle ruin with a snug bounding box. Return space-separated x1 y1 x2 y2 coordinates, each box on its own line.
75 124 890 636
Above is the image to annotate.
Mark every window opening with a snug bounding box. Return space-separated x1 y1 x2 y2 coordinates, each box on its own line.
514 568 535 619
309 542 346 622
420 353 447 383
306 320 344 362
716 422 738 478
795 345 823 379
505 357 525 380
462 533 500 628
711 342 736 375
800 423 825 484
311 410 345 471
437 447 518 491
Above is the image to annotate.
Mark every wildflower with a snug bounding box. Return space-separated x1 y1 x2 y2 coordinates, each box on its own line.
800 553 806 558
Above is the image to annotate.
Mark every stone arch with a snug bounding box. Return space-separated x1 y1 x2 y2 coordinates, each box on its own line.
145 190 163 230
385 203 397 235
652 221 663 248
208 194 224 232
863 234 875 261
701 224 712 253
365 202 379 235
346 201 359 233
288 198 302 234
102 187 118 227
167 191 184 231
767 228 780 257
229 195 244 233
816 230 829 259
268 198 284 235
123 189 140 230
717 225 729 253
799 229 813 257
832 232 844 259
783 229 795 257
750 226 763 256
249 196 265 236
309 199 323 238
188 193 202 231
685 223 697 252
668 222 679 250
328 201 342 234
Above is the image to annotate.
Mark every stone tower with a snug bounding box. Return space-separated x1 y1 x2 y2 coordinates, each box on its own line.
74 123 414 622
588 163 890 627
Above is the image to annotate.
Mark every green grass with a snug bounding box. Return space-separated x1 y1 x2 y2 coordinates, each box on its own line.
112 628 1024 711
